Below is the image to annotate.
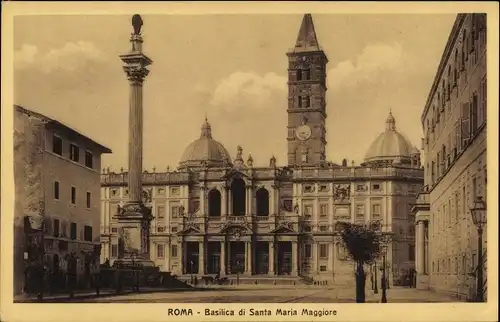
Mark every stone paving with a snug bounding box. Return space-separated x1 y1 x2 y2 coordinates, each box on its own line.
80 286 461 303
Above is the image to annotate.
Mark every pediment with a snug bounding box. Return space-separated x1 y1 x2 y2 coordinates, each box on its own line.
222 169 251 181
270 224 296 234
219 223 252 234
178 224 201 235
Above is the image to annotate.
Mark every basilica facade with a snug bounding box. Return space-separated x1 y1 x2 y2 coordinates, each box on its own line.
100 14 424 285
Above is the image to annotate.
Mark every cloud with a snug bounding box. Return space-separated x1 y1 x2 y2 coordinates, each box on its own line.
328 43 403 90
210 72 287 112
14 41 107 73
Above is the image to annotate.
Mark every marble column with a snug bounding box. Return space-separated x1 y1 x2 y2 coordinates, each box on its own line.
220 241 226 276
200 186 206 215
245 241 252 274
269 241 275 275
291 241 298 276
247 186 253 216
270 186 276 215
199 242 205 275
417 220 426 274
228 189 233 216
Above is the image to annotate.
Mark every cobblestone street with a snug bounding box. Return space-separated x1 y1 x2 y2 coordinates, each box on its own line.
79 286 460 303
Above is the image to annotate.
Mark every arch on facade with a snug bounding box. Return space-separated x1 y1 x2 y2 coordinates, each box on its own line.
208 189 221 217
256 187 270 216
231 178 246 216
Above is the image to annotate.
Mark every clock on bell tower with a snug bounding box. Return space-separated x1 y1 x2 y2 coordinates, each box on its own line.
286 14 328 167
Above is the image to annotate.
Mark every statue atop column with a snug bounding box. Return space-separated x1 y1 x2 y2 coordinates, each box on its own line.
132 14 143 35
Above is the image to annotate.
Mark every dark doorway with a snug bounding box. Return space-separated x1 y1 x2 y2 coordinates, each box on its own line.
208 189 221 217
229 242 245 274
207 242 221 274
255 242 269 274
256 188 269 216
185 242 199 274
231 178 246 216
277 241 292 275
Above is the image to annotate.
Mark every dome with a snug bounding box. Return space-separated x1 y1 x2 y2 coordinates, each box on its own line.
178 118 232 169
363 111 414 165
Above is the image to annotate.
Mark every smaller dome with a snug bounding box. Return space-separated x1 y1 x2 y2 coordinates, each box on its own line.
178 118 232 169
363 111 415 166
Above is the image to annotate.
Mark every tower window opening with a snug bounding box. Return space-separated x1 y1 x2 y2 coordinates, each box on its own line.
302 69 310 80
296 70 302 81
297 96 303 108
304 96 310 108
301 152 308 163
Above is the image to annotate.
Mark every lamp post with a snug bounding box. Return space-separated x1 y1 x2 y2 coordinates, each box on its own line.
190 260 194 285
470 196 487 302
374 261 378 294
380 243 388 303
236 260 241 286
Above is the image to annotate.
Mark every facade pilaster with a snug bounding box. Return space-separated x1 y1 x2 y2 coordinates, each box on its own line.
199 242 205 275
245 241 252 274
291 241 298 276
269 241 275 275
220 241 226 276
312 242 318 275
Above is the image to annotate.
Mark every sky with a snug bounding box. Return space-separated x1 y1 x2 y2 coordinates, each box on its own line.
14 14 457 171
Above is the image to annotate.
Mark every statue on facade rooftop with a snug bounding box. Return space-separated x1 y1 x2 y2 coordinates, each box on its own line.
132 14 143 35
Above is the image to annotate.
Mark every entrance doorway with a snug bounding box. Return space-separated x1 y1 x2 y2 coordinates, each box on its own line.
185 242 199 274
255 242 269 274
207 242 221 274
229 242 245 274
277 241 292 275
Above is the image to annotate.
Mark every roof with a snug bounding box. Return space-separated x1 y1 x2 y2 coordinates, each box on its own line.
15 105 112 153
420 14 465 125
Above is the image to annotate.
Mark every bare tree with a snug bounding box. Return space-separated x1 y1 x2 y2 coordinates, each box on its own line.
337 221 383 303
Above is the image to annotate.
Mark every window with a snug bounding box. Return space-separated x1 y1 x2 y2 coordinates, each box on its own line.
111 244 118 258
296 70 302 81
303 225 312 232
71 187 76 204
157 206 165 219
111 189 119 197
303 96 310 108
356 205 365 217
69 144 80 162
84 225 92 242
53 219 60 237
319 225 328 232
319 244 328 259
319 204 328 217
297 96 303 108
111 227 118 233
171 187 180 196
86 192 91 208
480 77 487 124
156 187 165 195
157 226 165 233
157 244 165 258
70 222 77 240
171 205 179 218
303 205 313 218
372 184 380 190
472 177 477 200
461 102 471 146
171 245 178 257
52 134 62 155
320 265 327 272
171 227 178 233
54 181 60 200
372 204 381 218
85 151 93 168
302 69 310 80
471 92 478 135
305 244 312 258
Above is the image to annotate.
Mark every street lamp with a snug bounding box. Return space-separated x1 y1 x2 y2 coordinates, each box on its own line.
470 196 487 302
373 261 378 294
190 260 194 285
380 243 388 303
236 260 241 286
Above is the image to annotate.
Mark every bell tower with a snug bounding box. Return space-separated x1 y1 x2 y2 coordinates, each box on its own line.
286 14 328 167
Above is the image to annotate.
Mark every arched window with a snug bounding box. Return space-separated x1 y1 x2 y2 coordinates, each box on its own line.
208 189 221 217
256 188 270 216
231 178 246 216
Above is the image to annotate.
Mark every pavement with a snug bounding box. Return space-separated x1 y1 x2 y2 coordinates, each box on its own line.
66 286 461 303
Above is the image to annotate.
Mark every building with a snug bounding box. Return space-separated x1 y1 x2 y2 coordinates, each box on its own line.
13 105 112 295
100 14 423 285
412 13 487 300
